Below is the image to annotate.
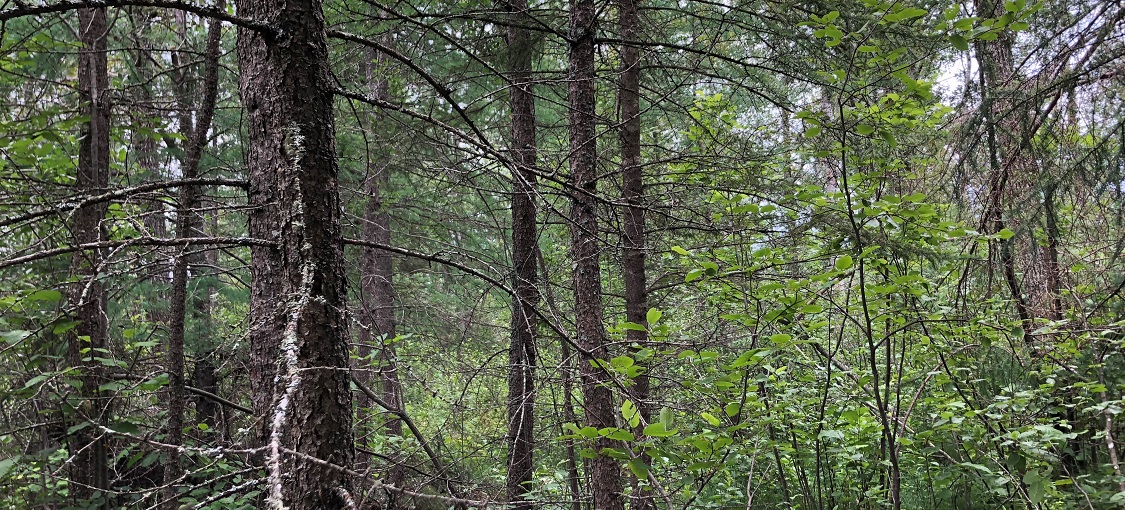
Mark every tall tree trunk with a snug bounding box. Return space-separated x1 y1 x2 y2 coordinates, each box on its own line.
357 42 405 504
974 0 1039 342
616 0 651 507
236 0 354 507
567 0 624 508
162 8 222 508
68 6 111 508
505 0 540 506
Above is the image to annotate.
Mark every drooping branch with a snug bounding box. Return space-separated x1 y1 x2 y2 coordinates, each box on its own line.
0 236 273 270
0 0 274 33
0 177 247 229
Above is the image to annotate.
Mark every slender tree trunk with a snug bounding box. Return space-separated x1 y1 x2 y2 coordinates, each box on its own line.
568 0 624 507
539 248 585 510
505 0 540 506
616 0 652 508
162 8 223 508
68 7 111 508
358 42 405 504
236 0 354 506
974 0 1039 341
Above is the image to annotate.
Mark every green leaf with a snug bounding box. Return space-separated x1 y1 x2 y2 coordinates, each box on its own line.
1 330 31 344
599 447 632 459
620 322 646 331
643 422 678 438
0 456 18 479
659 407 675 428
769 333 792 344
801 304 824 314
108 421 140 435
671 245 689 256
622 400 641 429
26 289 62 302
835 255 853 270
885 7 927 22
628 458 650 479
997 228 1015 239
822 10 839 22
856 124 875 135
701 411 720 426
880 130 898 147
603 428 635 441
949 34 969 50
804 126 821 138
646 308 663 326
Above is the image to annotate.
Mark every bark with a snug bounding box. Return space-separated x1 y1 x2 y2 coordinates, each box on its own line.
973 0 1047 337
616 0 652 507
236 0 354 506
505 0 540 506
539 247 584 510
357 42 405 504
161 8 222 508
68 6 111 507
567 0 624 507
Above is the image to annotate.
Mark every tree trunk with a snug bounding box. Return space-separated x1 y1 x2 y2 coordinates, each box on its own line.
617 0 652 507
162 8 222 508
67 7 112 508
568 0 624 507
358 42 405 504
236 0 354 506
505 0 540 506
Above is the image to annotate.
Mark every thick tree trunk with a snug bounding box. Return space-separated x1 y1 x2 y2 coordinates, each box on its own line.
68 7 111 508
616 0 652 507
162 9 222 508
505 0 540 506
567 0 625 507
236 0 354 506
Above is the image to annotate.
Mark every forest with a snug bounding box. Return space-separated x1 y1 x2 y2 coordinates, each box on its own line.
0 0 1123 508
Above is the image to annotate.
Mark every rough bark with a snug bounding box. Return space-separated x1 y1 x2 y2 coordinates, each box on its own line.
505 0 540 506
68 6 111 507
236 0 354 506
617 0 652 507
567 0 625 507
162 8 222 508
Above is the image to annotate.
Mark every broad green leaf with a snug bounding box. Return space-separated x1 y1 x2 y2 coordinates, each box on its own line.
643 422 677 438
622 400 641 429
628 458 650 479
949 34 969 50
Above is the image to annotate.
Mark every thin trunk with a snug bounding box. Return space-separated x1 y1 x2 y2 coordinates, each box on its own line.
162 8 223 508
616 0 651 507
540 247 585 510
68 6 111 508
505 0 540 506
193 213 221 433
568 0 624 507
1042 183 1064 321
974 0 1039 341
358 42 404 503
236 0 354 506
